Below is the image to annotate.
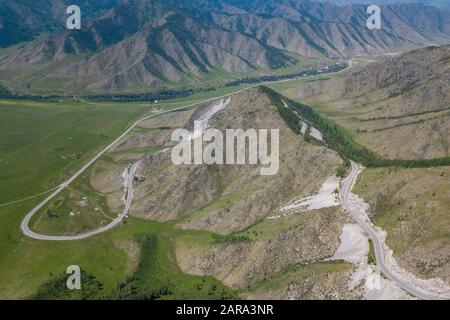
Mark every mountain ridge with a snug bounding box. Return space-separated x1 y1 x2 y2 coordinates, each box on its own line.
284 44 450 160
314 1 450 11
1 0 450 93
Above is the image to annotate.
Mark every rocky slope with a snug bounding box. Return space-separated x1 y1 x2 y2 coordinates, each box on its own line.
285 45 450 160
127 87 343 234
354 166 450 287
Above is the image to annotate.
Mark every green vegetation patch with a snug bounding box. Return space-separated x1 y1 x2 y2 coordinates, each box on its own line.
0 100 148 203
106 233 236 300
30 232 237 300
32 269 105 300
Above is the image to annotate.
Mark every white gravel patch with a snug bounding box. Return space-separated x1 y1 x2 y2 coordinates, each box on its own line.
329 224 369 265
364 266 414 300
328 223 369 291
349 261 369 291
279 175 340 213
188 98 231 141
120 165 130 206
310 127 323 141
300 122 307 134
200 98 230 125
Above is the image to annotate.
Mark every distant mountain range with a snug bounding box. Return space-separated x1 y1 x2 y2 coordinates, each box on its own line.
315 1 450 11
0 0 118 47
1 0 450 93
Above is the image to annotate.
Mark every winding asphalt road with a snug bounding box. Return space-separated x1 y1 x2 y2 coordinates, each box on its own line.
339 161 449 300
21 163 138 241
